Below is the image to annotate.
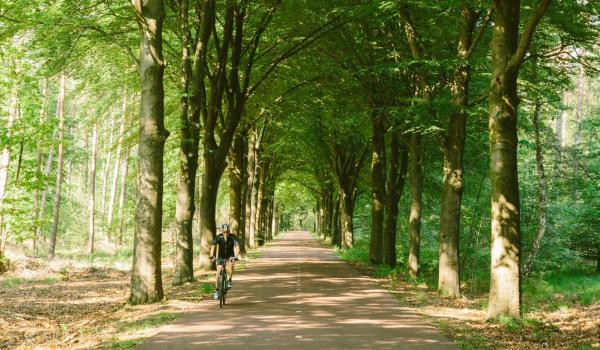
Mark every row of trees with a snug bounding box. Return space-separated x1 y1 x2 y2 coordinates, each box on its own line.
1 0 599 321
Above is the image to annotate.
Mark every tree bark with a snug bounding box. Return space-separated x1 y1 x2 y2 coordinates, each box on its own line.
129 0 168 304
331 194 341 247
438 5 480 298
173 0 198 285
107 95 128 236
369 111 386 264
32 78 49 252
487 0 550 319
384 134 408 267
408 133 423 278
101 116 115 216
228 132 246 253
199 165 223 270
0 86 19 258
117 150 130 248
340 189 354 248
48 73 66 259
523 101 547 279
87 123 98 254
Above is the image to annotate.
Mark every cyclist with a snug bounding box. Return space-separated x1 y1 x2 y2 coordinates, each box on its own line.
209 223 241 300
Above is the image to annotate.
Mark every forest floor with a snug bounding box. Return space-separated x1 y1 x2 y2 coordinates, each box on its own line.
347 261 600 350
0 252 235 349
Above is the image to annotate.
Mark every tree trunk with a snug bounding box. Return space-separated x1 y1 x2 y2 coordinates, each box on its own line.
173 0 198 285
129 0 167 305
369 112 386 264
271 200 277 237
228 133 246 253
199 165 221 270
523 102 547 279
486 0 552 319
574 63 585 146
384 135 408 267
408 133 423 278
340 189 354 249
107 96 128 236
0 87 19 258
35 130 56 254
117 150 130 248
32 78 49 252
87 123 98 254
331 195 341 247
101 116 115 216
437 6 479 297
48 73 66 259
248 133 260 248
244 131 256 248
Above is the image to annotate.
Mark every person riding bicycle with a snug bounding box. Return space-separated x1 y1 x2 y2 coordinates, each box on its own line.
210 223 240 300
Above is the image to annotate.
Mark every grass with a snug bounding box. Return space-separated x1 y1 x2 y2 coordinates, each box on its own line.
1 276 58 288
523 269 600 311
116 312 182 333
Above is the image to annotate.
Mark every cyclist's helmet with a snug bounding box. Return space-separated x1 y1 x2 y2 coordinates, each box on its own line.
221 223 231 232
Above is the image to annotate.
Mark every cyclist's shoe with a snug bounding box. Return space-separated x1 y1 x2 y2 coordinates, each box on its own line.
213 289 220 300
227 280 233 289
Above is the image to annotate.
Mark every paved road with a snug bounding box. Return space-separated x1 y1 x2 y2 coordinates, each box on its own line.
139 231 458 349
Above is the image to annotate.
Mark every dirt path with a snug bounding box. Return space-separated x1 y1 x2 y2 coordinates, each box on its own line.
139 231 458 349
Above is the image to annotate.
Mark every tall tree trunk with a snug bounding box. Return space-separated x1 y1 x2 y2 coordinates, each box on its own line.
87 123 98 254
107 96 128 236
487 0 550 319
244 131 256 248
199 164 222 270
247 131 260 248
129 0 168 305
48 73 66 259
369 111 386 264
255 164 265 242
408 133 423 278
36 130 56 254
101 116 115 216
384 135 408 267
0 87 19 258
228 133 246 253
574 63 585 146
271 200 277 237
117 150 130 248
331 195 341 247
173 0 198 285
32 78 49 252
438 6 480 298
340 189 354 248
523 101 547 279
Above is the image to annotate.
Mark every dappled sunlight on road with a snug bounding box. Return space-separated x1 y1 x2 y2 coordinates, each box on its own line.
139 231 458 349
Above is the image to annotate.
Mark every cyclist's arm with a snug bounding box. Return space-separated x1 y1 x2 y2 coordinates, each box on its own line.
209 244 216 258
234 240 240 258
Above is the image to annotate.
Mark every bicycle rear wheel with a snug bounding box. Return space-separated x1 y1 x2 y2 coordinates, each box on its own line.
219 271 227 308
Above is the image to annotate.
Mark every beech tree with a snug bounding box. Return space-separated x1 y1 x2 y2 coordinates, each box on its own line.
129 0 168 305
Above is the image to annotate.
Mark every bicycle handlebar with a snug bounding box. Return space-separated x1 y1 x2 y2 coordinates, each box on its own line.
213 257 239 264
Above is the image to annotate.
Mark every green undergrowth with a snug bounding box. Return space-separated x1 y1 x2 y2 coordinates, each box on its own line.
335 238 600 311
523 269 600 311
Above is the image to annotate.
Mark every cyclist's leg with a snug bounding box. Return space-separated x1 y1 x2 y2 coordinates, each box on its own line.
225 261 234 281
215 264 223 288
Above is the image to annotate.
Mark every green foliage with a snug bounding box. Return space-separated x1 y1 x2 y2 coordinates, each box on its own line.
523 270 600 311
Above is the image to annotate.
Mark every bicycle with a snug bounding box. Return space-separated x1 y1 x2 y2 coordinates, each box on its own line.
214 257 237 308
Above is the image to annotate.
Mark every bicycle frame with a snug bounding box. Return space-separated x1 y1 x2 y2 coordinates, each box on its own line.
216 258 232 308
